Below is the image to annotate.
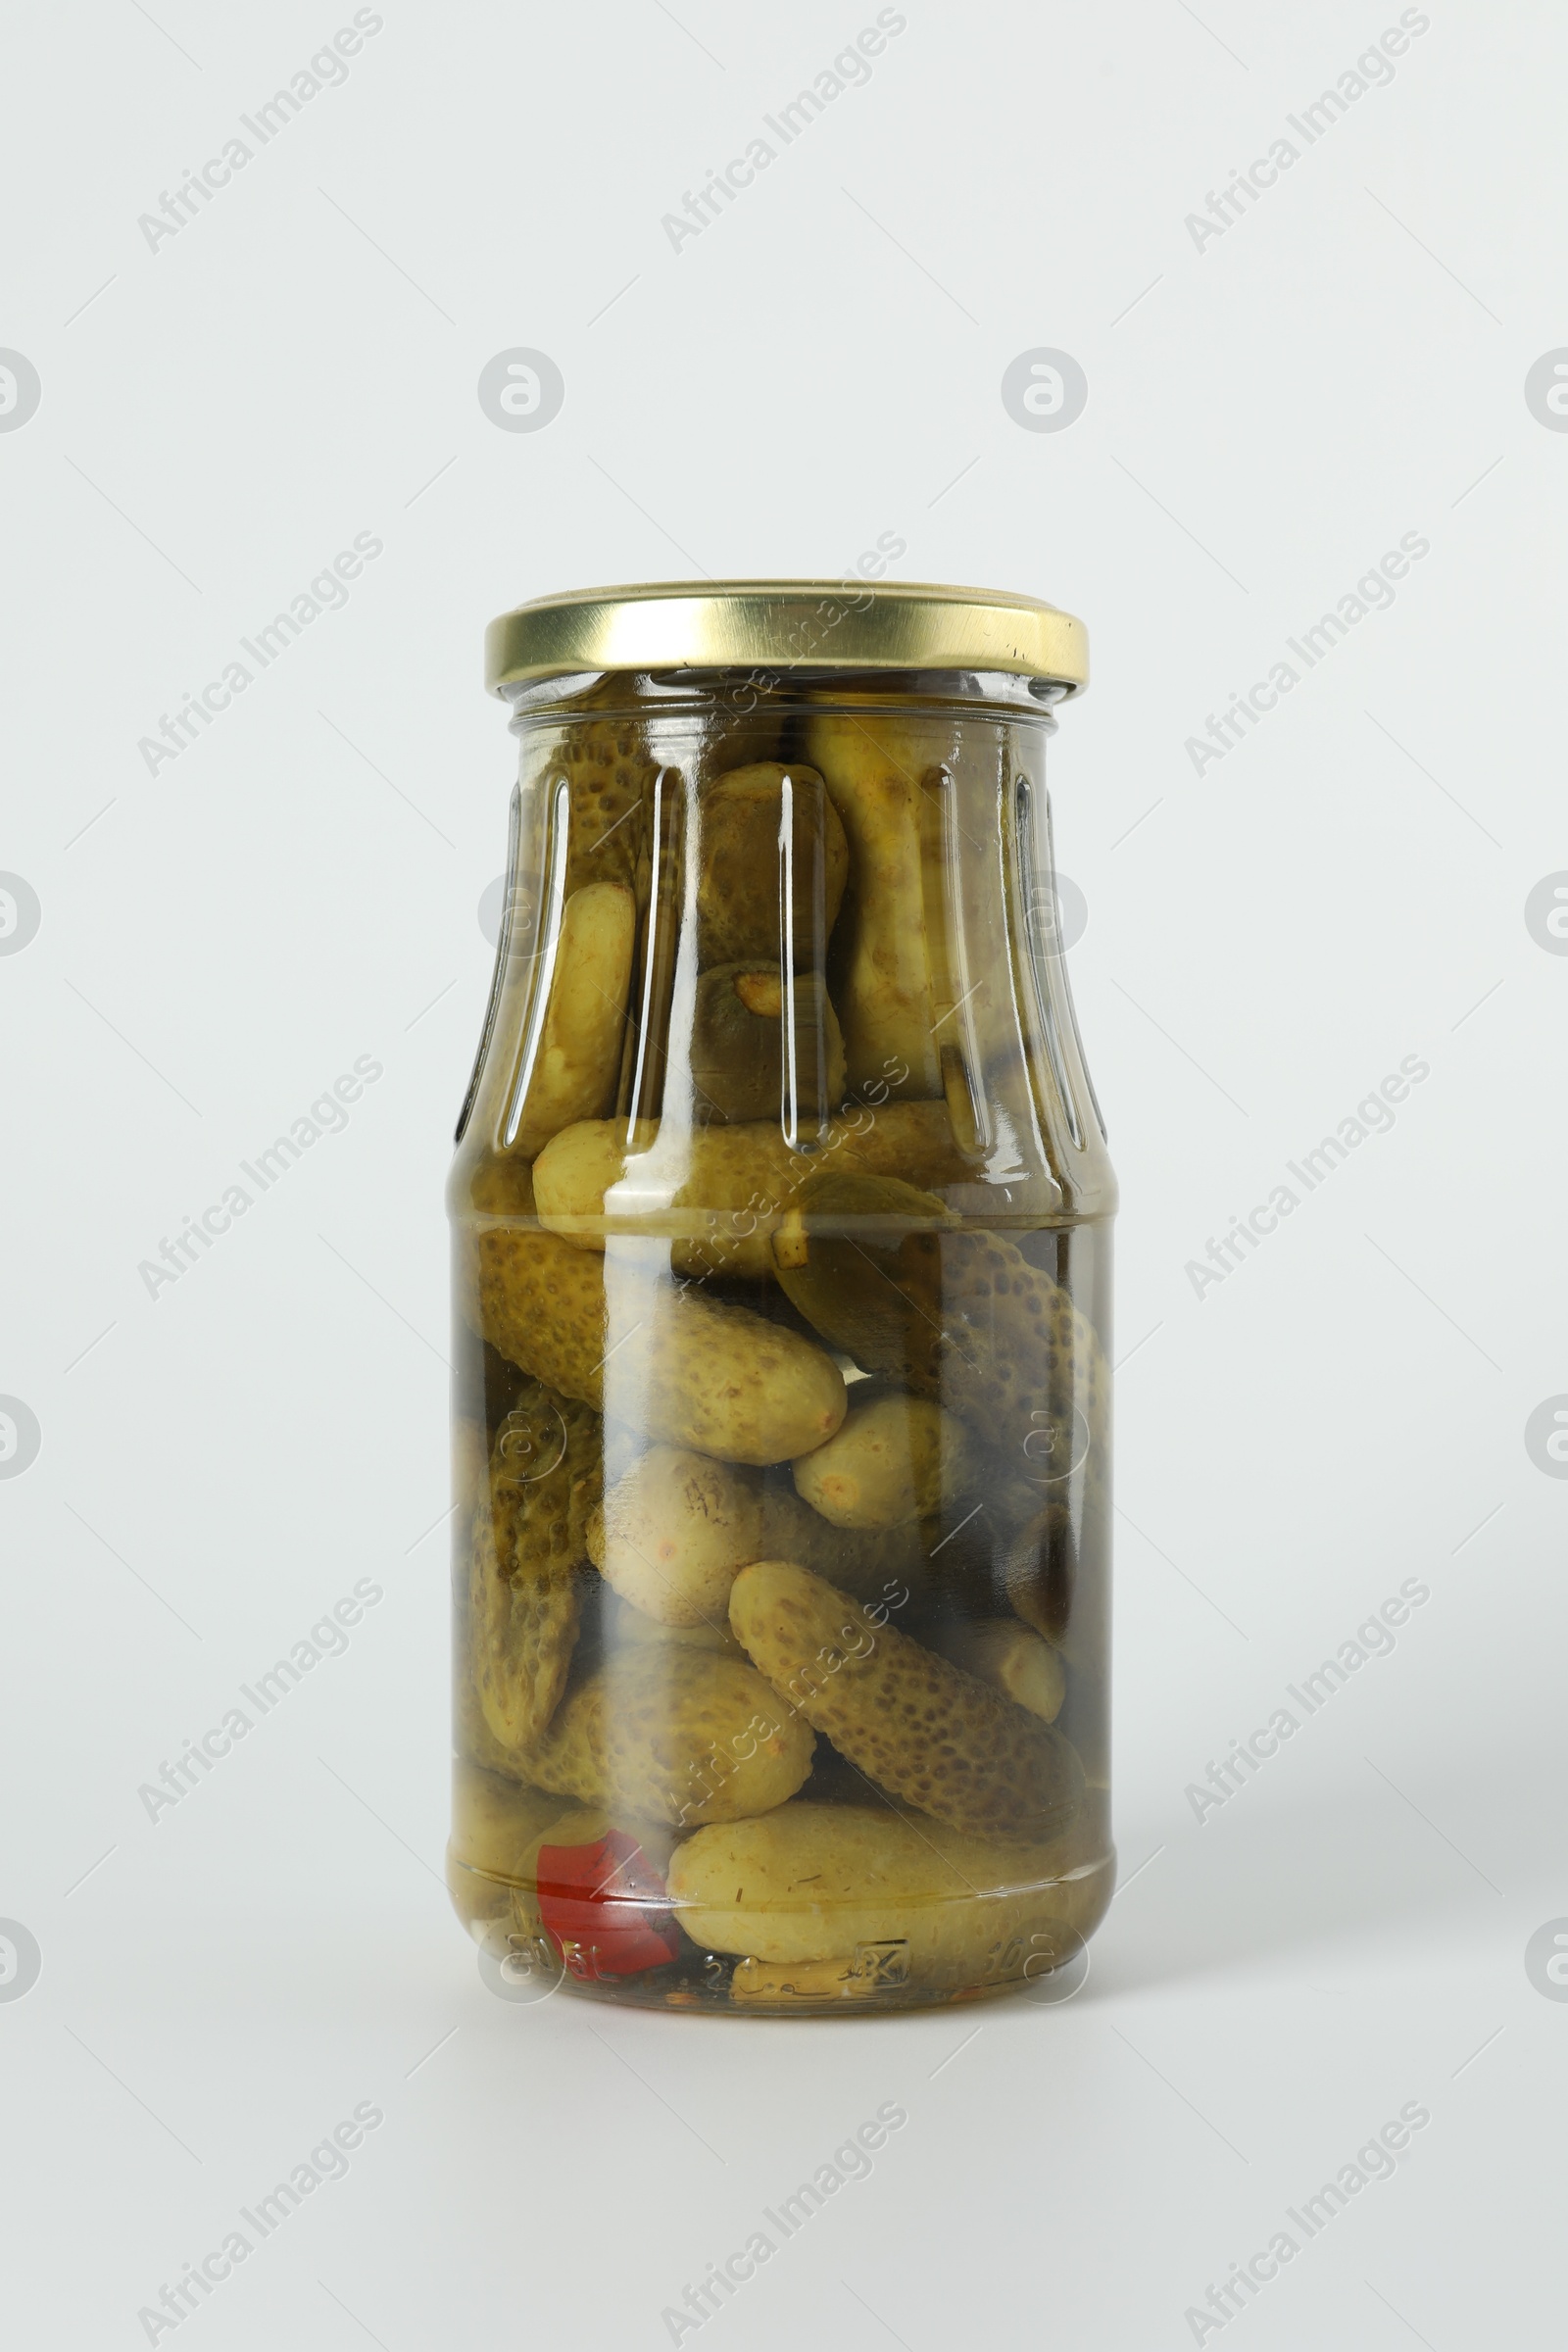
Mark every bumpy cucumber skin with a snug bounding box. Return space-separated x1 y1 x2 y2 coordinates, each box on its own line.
526 1648 816 1828
531 1102 972 1279
466 1381 600 1754
696 760 849 967
728 1561 1084 1840
554 719 656 897
477 1226 846 1465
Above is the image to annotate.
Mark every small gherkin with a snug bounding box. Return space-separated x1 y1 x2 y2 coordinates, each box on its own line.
550 717 657 898
780 1166 1109 1439
524 1648 816 1828
531 1099 972 1281
772 1170 1108 1512
728 1561 1084 1841
466 1379 602 1754
695 760 848 967
475 1223 847 1466
771 1170 1109 1657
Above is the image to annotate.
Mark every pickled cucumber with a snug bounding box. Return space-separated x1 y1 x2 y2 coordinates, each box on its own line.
512 881 636 1157
468 1543 584 1757
450 1760 573 1886
589 1446 762 1627
669 1802 1104 1988
477 1224 847 1463
466 1381 601 1752
772 1175 1108 1668
522 1671 610 1804
772 1172 1108 1488
446 1762 575 1940
803 712 960 1097
931 1619 1066 1722
554 717 657 897
525 1647 815 1827
490 1382 604 1575
531 1100 972 1279
552 1406 939 1626
728 1561 1084 1839
697 761 848 967
690 965 846 1125
792 1391 973 1530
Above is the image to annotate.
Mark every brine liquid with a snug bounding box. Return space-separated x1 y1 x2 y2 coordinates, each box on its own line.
449 1210 1113 2015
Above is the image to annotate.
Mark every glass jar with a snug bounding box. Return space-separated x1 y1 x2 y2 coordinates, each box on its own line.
446 581 1115 2014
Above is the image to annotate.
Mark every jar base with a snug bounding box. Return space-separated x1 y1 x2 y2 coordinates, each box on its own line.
453 1845 1115 2017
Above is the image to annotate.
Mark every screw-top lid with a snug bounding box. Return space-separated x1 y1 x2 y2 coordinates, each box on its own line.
484 578 1088 696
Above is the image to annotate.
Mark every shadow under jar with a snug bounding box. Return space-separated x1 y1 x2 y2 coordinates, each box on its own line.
447 580 1116 2015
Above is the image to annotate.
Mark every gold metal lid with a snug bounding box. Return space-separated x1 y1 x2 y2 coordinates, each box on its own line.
484 579 1088 696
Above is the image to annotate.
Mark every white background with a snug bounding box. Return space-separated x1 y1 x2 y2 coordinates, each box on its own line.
3 2 1565 2345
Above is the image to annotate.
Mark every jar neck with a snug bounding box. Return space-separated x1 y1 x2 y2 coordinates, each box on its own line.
455 673 1112 1225
503 667 1068 734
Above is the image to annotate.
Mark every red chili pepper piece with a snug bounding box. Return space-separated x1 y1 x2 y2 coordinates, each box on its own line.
535 1831 682 1977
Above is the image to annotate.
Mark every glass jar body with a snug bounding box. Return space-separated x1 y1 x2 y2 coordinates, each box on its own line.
447 667 1115 2014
